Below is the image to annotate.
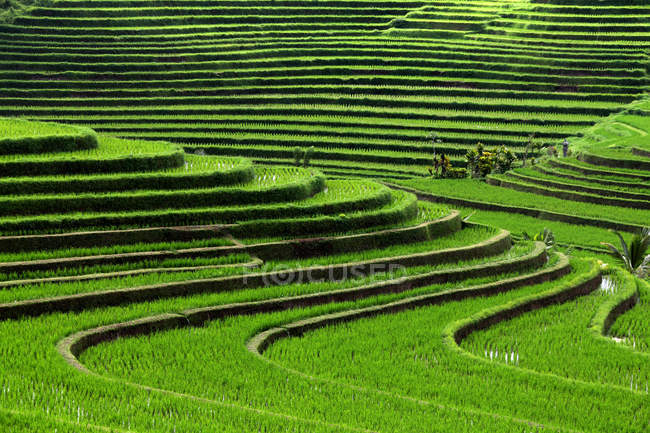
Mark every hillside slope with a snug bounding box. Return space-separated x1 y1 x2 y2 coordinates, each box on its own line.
0 0 648 178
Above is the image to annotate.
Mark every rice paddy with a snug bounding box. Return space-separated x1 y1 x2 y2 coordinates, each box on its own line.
0 1 648 432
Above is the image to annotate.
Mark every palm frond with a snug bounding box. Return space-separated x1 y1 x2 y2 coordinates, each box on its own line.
613 231 631 265
601 241 632 273
602 227 650 275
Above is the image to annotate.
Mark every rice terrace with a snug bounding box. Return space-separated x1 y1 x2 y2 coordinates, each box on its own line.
1 0 650 431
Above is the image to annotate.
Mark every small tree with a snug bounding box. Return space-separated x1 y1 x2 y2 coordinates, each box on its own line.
293 147 304 166
477 149 494 177
427 130 442 164
466 143 496 178
530 142 543 165
522 133 535 167
303 146 314 168
466 147 479 177
601 228 650 278
430 152 467 179
494 146 515 174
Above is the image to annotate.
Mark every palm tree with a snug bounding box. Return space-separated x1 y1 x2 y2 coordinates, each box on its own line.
601 227 650 278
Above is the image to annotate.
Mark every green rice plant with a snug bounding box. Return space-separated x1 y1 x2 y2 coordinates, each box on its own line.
71 257 557 433
0 228 518 304
0 154 254 195
0 178 389 235
0 1 647 431
258 259 647 433
0 166 323 216
0 236 234 263
0 134 185 176
239 201 450 245
0 253 253 282
511 166 650 195
0 117 97 155
551 156 650 179
462 267 649 390
271 225 500 269
399 178 650 227
70 258 646 433
609 278 650 353
449 203 634 250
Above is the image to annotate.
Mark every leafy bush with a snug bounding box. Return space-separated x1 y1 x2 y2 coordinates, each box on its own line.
428 153 466 179
466 144 514 178
546 146 558 158
493 146 515 174
293 147 303 166
304 146 314 168
292 147 315 168
466 143 493 178
442 167 468 179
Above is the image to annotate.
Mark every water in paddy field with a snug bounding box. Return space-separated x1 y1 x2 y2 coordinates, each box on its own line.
599 275 618 294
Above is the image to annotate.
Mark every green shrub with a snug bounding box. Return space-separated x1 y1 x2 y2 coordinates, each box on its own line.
494 146 515 174
444 167 468 179
467 144 514 177
304 146 314 168
466 143 492 178
293 146 303 166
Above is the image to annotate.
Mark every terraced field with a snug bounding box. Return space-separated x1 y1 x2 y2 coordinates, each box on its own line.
1 0 648 178
1 1 650 432
0 116 647 433
397 99 650 250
